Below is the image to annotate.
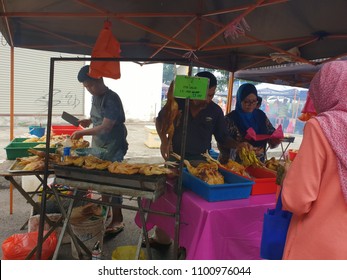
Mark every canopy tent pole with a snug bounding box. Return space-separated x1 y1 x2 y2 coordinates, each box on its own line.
9 46 14 214
226 71 235 114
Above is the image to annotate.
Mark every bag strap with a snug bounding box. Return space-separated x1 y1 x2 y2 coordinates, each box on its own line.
275 186 284 213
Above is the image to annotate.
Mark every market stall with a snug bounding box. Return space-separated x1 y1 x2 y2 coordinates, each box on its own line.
135 183 276 260
0 156 176 260
51 164 170 260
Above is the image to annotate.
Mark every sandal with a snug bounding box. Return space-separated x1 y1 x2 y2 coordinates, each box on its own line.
104 223 125 236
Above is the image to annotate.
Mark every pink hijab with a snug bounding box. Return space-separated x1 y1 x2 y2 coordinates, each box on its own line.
309 61 347 202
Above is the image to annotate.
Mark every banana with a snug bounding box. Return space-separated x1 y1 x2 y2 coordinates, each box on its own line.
239 147 262 167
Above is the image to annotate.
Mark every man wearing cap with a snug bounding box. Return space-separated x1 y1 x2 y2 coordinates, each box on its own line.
71 65 128 235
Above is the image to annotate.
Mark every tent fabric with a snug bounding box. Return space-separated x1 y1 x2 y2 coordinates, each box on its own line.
1 0 347 86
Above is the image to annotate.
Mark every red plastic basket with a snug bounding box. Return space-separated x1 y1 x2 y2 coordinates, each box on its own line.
245 166 277 195
51 125 82 136
288 149 298 161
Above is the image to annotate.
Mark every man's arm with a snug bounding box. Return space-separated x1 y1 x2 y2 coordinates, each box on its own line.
155 112 170 160
71 117 115 139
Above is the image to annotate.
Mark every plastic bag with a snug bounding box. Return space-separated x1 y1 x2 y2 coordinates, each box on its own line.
298 92 317 121
260 189 292 260
245 125 284 141
89 20 121 80
2 231 57 260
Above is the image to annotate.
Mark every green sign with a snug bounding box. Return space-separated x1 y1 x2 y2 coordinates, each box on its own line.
173 75 209 100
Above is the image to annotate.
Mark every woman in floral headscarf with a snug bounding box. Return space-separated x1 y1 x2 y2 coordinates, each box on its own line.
281 61 347 259
218 83 280 163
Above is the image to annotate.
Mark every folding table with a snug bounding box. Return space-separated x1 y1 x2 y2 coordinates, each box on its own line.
279 136 295 160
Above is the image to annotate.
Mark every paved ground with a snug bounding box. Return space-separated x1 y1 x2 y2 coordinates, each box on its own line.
0 122 303 260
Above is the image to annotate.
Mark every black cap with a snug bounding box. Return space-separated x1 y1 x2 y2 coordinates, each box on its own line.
195 71 217 88
77 65 99 82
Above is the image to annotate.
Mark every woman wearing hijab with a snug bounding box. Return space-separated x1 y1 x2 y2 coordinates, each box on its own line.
218 83 280 163
281 61 347 259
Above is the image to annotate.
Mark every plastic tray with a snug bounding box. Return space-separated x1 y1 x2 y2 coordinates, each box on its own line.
74 147 106 158
5 142 56 160
11 138 45 143
245 166 277 195
51 125 83 136
182 168 253 202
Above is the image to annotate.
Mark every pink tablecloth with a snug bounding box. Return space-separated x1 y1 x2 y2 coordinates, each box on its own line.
135 186 276 260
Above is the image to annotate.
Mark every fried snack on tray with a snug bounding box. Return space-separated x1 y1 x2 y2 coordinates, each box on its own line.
201 150 251 178
138 164 173 176
172 152 224 184
222 160 250 178
57 155 85 167
107 162 173 176
16 155 41 166
27 148 46 158
17 154 45 171
83 155 111 170
72 139 89 149
108 162 143 175
23 138 40 143
22 160 45 171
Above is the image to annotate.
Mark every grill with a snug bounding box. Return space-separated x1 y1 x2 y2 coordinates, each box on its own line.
53 165 167 201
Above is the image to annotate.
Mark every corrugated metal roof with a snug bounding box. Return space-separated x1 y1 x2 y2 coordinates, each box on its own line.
0 43 85 116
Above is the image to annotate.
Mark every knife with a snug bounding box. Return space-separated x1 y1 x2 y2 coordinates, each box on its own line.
61 111 80 127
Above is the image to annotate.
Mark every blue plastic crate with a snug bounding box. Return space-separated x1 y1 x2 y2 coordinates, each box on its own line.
182 168 254 202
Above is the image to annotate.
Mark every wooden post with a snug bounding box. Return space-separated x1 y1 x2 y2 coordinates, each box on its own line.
10 46 14 214
226 72 235 114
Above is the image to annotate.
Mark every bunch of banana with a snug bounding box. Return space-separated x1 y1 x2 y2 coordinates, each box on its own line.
265 157 280 171
239 147 262 167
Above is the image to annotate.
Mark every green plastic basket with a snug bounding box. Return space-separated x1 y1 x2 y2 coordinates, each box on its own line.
5 142 56 160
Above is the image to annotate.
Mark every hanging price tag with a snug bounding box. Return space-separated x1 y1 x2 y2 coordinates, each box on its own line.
173 75 209 100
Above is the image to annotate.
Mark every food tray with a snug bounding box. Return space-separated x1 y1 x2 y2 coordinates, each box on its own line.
51 125 83 136
5 142 56 160
182 168 253 202
7 159 54 173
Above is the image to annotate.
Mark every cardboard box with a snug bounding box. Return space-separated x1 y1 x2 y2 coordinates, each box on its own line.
182 168 253 202
144 125 160 148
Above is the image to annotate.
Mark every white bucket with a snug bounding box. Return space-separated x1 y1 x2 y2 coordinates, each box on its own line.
70 217 105 259
22 175 43 193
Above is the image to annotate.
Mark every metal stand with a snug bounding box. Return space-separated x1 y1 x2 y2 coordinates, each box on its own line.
279 136 295 160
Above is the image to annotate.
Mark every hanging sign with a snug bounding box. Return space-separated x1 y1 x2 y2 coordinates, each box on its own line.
173 75 209 100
